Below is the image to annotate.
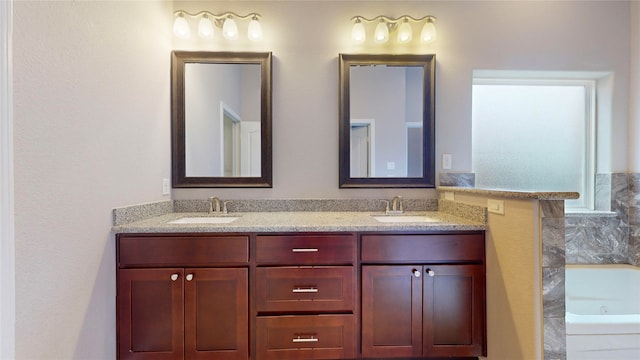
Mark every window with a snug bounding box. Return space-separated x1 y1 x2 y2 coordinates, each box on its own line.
472 78 596 210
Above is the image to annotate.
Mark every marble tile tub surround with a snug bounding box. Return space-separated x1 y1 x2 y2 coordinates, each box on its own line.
541 200 567 360
112 198 439 226
566 172 640 266
439 172 475 187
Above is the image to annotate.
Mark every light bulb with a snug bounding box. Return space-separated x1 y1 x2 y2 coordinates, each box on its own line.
198 15 214 39
397 18 412 43
351 18 366 44
222 16 238 40
374 20 389 43
420 19 437 43
248 16 263 41
173 13 190 39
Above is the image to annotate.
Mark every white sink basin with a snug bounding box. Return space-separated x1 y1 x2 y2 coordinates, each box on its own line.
372 215 440 223
168 216 239 224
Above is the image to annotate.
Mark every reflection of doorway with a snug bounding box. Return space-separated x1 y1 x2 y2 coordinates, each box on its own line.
240 122 261 176
220 102 241 176
406 122 423 177
350 119 375 177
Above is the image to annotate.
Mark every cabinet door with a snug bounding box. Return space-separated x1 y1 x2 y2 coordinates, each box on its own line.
184 268 249 360
361 266 422 358
117 268 185 360
423 264 486 357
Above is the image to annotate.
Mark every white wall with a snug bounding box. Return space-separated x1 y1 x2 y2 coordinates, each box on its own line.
1 0 15 358
10 0 634 358
631 2 640 172
13 1 172 358
172 0 631 200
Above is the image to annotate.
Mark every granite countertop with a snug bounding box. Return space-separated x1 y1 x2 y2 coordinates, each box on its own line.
112 211 486 234
438 186 580 200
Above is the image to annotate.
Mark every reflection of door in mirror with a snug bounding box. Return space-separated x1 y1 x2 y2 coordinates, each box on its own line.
406 122 423 177
240 121 261 176
350 65 423 178
350 119 375 177
222 104 241 176
184 63 261 177
221 103 261 177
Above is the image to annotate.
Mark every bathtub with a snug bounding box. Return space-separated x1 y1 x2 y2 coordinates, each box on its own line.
565 265 640 360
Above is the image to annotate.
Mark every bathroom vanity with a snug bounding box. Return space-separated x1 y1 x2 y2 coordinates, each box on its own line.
114 211 486 360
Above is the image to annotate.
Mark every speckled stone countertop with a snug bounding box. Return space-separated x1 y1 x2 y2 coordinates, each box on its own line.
438 186 580 200
112 211 486 234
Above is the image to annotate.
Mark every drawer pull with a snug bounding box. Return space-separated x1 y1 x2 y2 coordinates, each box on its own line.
292 248 319 253
293 336 318 343
292 287 318 293
170 273 179 281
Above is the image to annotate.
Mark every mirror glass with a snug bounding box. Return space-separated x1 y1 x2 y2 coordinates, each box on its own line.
339 54 436 188
172 51 272 187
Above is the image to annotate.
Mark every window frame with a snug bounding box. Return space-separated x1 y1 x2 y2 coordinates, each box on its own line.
472 78 596 210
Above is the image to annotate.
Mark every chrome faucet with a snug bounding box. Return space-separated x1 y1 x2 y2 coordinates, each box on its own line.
389 196 404 215
208 196 230 214
208 196 221 214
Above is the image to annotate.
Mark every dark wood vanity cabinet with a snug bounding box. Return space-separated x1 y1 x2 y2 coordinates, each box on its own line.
360 232 487 359
116 234 250 360
116 230 485 360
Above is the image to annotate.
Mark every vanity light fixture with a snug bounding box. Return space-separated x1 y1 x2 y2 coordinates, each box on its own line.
173 11 263 41
222 15 239 40
173 12 190 39
350 15 436 45
351 17 366 44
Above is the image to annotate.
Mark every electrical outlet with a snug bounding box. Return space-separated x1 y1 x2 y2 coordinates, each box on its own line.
444 192 455 201
442 154 452 170
162 178 170 195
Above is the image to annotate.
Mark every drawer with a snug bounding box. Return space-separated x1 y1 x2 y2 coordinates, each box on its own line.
117 234 249 267
256 234 356 265
256 315 356 360
256 266 355 312
361 232 485 263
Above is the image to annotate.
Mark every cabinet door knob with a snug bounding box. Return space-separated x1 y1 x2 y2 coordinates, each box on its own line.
426 268 435 277
171 273 179 281
186 274 194 281
412 269 421 278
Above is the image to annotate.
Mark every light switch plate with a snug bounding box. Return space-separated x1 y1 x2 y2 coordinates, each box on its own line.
162 178 170 195
442 154 452 170
487 199 505 215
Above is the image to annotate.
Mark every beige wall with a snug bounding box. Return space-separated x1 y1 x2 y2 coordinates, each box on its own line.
11 1 634 358
452 193 543 359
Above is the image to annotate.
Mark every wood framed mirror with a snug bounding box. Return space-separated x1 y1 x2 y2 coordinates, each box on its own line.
339 54 435 188
171 51 272 188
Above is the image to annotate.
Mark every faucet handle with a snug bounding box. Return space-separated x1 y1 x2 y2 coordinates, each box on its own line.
380 199 390 214
222 201 232 214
